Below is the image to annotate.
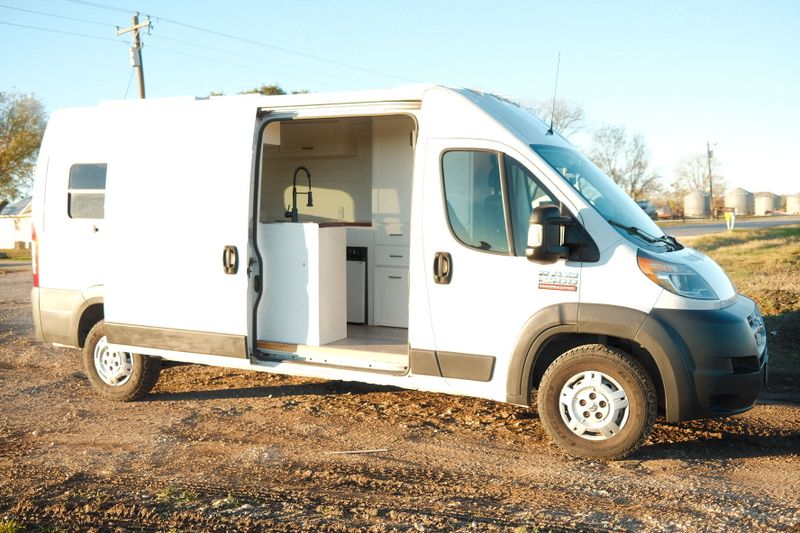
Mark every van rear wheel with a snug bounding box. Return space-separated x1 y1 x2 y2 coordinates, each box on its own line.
538 344 657 460
82 320 161 401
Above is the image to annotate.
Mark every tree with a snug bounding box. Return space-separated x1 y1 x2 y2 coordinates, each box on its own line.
588 124 662 201
240 84 286 96
0 91 46 201
673 153 725 194
671 153 726 212
523 98 585 138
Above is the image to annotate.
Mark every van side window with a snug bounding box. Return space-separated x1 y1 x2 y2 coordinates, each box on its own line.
442 151 509 253
504 154 559 256
68 163 107 219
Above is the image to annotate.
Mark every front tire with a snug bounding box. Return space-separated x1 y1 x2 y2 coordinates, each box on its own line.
538 344 657 460
82 320 161 401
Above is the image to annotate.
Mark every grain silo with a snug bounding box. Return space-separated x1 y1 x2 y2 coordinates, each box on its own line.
724 187 754 215
754 192 780 216
684 190 710 218
786 194 800 214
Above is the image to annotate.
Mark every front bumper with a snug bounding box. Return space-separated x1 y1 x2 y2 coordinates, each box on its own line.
641 295 767 421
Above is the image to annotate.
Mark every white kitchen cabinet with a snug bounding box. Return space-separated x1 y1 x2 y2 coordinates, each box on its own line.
277 120 357 157
374 267 409 328
257 223 347 345
373 222 410 245
374 245 409 267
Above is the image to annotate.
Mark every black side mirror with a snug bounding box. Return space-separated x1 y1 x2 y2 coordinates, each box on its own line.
527 205 571 263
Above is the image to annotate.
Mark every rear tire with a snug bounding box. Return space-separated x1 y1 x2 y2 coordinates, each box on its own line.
538 344 657 460
82 320 161 401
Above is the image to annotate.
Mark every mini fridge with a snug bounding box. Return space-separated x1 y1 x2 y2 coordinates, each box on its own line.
346 246 367 324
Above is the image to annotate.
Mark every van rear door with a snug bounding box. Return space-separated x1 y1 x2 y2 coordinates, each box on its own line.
103 99 257 359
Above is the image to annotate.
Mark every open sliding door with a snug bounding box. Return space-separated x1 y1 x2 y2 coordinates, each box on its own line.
104 99 258 360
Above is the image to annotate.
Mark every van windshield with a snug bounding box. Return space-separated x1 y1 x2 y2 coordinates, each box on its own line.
530 144 665 241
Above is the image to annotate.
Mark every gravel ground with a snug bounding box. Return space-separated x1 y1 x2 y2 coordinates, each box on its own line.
1 268 798 532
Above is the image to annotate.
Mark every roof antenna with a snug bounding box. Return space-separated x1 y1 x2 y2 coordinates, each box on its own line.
546 52 561 136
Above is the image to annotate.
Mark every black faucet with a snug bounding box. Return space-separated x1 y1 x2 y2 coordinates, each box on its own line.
285 166 313 222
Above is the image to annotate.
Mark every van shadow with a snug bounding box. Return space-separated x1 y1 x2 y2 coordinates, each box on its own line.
635 427 800 461
149 380 400 403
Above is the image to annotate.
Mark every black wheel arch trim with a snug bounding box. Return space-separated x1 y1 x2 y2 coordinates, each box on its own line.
506 303 694 423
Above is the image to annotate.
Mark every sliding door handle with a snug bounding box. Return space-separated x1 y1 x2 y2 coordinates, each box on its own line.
433 251 452 284
222 245 239 275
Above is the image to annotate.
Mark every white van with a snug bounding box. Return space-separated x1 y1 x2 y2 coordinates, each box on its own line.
30 85 767 459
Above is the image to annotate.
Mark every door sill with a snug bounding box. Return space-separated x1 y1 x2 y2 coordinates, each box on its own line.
255 325 408 374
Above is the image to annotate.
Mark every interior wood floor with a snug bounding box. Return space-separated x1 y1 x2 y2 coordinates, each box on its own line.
329 324 407 354
256 325 408 368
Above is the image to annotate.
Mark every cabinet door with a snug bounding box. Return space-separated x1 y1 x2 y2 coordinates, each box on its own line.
374 267 409 328
374 245 410 267
374 222 410 245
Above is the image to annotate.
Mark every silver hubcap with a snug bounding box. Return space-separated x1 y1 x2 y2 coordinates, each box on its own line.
559 371 630 441
93 336 134 386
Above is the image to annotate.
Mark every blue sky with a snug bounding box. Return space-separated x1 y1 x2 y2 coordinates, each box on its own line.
2 0 798 194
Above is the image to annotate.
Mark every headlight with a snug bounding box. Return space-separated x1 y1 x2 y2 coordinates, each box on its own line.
637 250 718 300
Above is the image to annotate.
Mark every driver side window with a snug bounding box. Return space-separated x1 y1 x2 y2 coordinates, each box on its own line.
441 150 509 253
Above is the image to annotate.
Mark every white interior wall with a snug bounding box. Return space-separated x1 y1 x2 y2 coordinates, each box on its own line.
260 119 372 223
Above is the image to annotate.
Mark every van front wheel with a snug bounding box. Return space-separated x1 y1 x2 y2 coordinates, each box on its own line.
82 320 161 401
538 344 657 460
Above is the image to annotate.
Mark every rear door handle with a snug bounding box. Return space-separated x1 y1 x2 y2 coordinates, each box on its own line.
222 245 239 275
433 251 452 284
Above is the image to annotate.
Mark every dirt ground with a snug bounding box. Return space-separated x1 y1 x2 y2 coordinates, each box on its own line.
1 268 798 532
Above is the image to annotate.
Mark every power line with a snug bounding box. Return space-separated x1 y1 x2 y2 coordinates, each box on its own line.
54 0 415 83
60 0 132 15
149 34 379 88
2 18 353 90
5 0 376 87
152 17 414 83
0 3 116 28
146 44 355 91
0 19 124 43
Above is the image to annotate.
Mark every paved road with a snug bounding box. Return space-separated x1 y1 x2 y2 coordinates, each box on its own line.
0 261 30 270
662 215 800 238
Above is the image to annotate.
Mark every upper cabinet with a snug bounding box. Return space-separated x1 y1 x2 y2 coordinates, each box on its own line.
372 116 414 224
276 120 358 157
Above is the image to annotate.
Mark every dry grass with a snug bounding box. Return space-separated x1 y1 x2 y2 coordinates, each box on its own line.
0 248 31 261
687 227 800 314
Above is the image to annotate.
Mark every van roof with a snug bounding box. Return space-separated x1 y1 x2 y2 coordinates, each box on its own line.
95 84 441 110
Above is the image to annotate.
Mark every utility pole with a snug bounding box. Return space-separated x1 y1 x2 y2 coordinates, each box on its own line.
116 13 151 98
707 141 715 219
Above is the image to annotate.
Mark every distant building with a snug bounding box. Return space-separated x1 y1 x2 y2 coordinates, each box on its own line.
0 197 32 249
754 192 781 216
724 187 754 216
683 190 710 218
786 194 800 215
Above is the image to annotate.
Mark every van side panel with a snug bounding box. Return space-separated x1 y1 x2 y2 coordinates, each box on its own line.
32 108 112 346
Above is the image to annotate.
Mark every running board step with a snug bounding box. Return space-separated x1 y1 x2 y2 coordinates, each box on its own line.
256 340 408 373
